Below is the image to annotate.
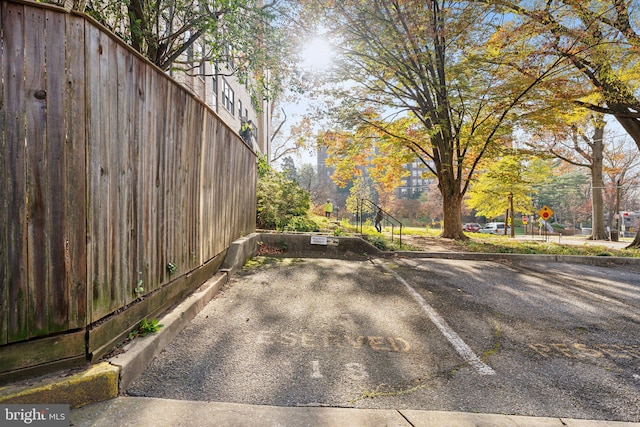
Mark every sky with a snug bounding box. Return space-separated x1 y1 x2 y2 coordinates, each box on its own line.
273 36 336 170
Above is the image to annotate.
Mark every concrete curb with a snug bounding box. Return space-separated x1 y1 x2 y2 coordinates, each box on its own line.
220 234 261 276
0 362 119 408
109 272 229 391
390 250 640 266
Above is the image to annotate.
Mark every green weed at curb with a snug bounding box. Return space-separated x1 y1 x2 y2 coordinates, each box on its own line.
242 256 305 272
167 262 177 275
128 318 164 340
243 256 277 269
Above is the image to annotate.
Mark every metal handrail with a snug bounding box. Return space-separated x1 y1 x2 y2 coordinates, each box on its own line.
357 199 403 246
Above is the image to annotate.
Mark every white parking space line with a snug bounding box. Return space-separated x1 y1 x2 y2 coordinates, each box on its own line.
377 261 496 376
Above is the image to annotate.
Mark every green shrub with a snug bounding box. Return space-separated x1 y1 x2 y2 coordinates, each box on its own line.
283 216 320 232
256 156 311 230
333 227 348 236
365 234 391 250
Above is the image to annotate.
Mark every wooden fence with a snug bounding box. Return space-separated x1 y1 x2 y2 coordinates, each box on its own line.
0 0 256 381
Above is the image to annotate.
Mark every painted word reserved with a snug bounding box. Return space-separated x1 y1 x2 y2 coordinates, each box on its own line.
256 330 411 352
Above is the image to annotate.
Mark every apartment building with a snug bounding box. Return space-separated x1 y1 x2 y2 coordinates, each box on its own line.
171 44 270 158
317 146 434 201
395 161 433 198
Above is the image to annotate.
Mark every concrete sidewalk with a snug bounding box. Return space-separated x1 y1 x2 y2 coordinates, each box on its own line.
69 397 640 427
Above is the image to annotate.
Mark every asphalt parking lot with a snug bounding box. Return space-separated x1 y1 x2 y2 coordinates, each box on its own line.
127 256 640 423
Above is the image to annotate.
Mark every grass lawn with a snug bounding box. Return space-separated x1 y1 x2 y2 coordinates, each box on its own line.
458 234 640 257
320 217 640 257
304 216 640 258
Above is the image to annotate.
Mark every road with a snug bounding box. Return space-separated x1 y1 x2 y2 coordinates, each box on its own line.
127 256 640 422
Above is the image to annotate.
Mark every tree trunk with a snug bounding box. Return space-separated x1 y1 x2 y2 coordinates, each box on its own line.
590 125 607 240
612 114 640 249
628 230 640 249
613 112 640 154
439 181 467 240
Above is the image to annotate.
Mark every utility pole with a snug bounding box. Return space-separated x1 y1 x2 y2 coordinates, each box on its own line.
613 180 621 241
508 193 516 238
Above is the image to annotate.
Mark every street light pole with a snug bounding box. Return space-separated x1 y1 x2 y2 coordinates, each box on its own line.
508 193 515 238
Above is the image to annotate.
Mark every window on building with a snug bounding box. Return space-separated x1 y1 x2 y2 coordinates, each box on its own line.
223 44 235 69
222 79 234 115
211 70 218 106
185 31 193 63
238 100 243 118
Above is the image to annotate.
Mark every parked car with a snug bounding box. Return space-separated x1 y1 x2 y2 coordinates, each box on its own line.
463 223 481 232
479 222 511 235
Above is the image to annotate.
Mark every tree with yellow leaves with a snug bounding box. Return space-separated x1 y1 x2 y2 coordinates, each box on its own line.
466 154 552 224
473 0 640 247
310 0 563 239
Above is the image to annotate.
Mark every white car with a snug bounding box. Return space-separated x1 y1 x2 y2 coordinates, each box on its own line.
479 222 510 235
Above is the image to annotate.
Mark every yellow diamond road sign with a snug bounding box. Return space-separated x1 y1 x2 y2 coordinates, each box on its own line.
538 206 554 221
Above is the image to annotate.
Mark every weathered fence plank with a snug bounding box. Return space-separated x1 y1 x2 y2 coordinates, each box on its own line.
113 42 130 315
45 9 69 333
24 6 49 337
2 2 28 344
104 31 118 317
64 14 87 330
0 2 7 345
85 22 102 323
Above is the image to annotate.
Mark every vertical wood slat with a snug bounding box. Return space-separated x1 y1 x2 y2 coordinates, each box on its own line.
189 103 203 271
133 58 144 303
0 1 6 345
154 74 168 293
212 123 223 256
180 90 190 274
186 93 196 271
45 9 69 332
85 22 100 323
87 23 118 322
64 14 87 329
113 43 128 313
124 47 138 310
0 2 28 345
226 130 234 244
163 83 175 285
139 62 154 298
104 32 117 315
198 114 211 263
175 86 184 275
140 62 158 299
24 7 48 337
